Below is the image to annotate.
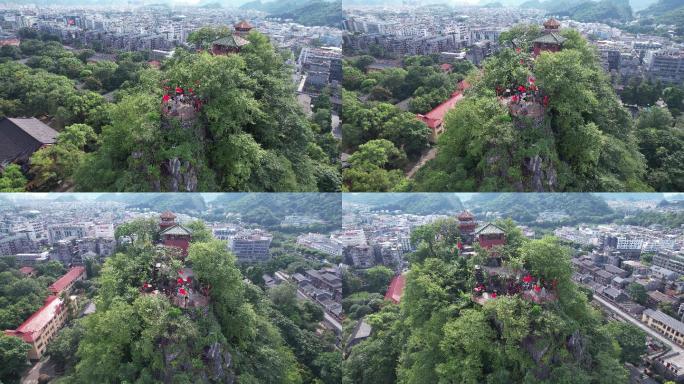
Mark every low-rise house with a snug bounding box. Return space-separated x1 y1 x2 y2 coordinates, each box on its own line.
603 286 627 302
0 117 58 166
605 264 628 278
648 290 677 309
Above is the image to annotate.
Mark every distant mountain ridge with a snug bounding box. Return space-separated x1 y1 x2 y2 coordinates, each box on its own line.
210 193 341 226
520 0 633 21
95 193 207 212
343 193 463 214
637 0 684 25
470 193 614 222
240 0 342 27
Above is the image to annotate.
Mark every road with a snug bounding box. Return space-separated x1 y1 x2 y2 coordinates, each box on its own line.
593 294 683 354
406 147 437 179
296 289 342 334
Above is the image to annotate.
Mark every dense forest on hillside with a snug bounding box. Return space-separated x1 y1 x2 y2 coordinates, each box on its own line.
33 220 341 384
413 27 682 192
342 24 683 192
0 28 340 192
341 55 474 192
342 25 684 192
342 220 646 384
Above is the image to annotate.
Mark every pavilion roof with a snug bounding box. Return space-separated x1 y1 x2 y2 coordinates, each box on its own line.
212 35 250 48
475 222 505 235
160 224 192 236
533 32 567 45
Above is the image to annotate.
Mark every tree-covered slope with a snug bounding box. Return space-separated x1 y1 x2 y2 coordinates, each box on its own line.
413 27 650 192
53 221 329 383
343 222 645 384
0 31 339 192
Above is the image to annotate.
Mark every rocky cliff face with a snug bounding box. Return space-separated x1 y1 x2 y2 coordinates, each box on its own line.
164 158 199 192
161 339 235 384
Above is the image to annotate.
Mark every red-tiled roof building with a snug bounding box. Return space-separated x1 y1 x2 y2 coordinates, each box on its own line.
5 296 66 360
475 223 506 249
416 81 470 142
19 266 37 276
385 274 406 304
48 266 86 296
159 212 192 256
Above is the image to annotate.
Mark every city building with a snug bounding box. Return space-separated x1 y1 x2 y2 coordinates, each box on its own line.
654 251 684 275
644 49 684 84
13 251 49 266
229 230 272 263
642 309 684 347
296 233 343 257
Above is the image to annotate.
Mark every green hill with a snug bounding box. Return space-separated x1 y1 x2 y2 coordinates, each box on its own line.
520 0 633 21
241 0 343 27
638 0 684 26
211 193 341 226
470 193 613 222
271 0 343 27
374 193 464 214
343 226 642 384
95 193 207 212
594 192 665 201
567 0 633 21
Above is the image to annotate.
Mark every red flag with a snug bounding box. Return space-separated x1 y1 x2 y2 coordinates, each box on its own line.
491 292 497 298
179 287 187 295
457 240 463 250
523 275 532 283
186 277 192 283
534 285 541 293
162 94 170 103
177 278 184 284
176 87 183 94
